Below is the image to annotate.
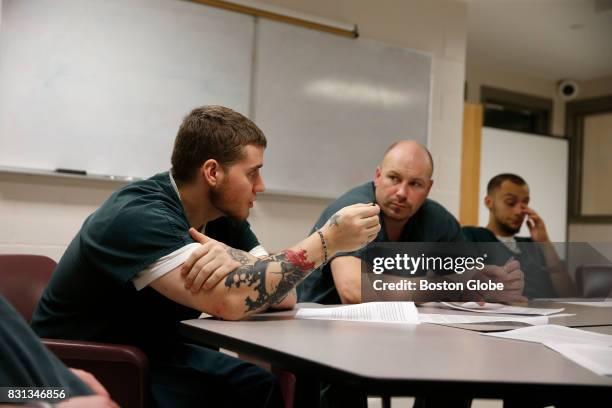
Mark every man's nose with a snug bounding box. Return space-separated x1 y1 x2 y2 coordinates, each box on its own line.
516 203 526 214
396 182 408 198
254 175 265 193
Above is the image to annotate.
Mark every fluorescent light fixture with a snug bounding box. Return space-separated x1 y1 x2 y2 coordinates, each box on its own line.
190 0 358 38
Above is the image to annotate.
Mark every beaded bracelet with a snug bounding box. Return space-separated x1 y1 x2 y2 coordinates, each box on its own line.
316 229 328 264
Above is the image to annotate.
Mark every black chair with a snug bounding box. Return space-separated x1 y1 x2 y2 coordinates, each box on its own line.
575 264 612 298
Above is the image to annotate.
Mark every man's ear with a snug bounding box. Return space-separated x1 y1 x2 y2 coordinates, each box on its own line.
374 166 382 185
484 195 493 210
201 159 222 187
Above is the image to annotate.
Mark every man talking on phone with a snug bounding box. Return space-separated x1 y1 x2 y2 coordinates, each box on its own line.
463 173 575 298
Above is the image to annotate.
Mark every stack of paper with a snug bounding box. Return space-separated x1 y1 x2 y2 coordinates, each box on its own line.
422 302 564 316
295 302 551 326
419 313 548 326
483 325 612 376
559 301 612 308
295 302 420 324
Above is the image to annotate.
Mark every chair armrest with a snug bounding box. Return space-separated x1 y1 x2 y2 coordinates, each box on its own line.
42 338 148 366
576 265 612 298
43 338 149 408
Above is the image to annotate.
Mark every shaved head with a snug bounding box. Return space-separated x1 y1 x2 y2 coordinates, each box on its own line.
374 140 434 223
381 140 433 179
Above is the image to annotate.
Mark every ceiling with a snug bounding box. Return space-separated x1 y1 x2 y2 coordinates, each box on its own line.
467 0 612 81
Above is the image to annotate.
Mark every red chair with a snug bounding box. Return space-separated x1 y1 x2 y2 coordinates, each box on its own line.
0 254 55 322
0 254 149 408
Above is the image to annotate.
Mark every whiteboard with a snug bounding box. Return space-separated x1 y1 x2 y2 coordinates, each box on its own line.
0 0 253 178
479 127 568 242
254 20 431 197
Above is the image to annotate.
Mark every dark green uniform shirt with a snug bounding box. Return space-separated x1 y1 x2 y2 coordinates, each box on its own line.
298 182 464 304
31 172 260 356
461 226 556 299
0 295 92 398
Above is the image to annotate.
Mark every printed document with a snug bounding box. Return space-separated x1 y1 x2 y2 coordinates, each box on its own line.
295 302 420 324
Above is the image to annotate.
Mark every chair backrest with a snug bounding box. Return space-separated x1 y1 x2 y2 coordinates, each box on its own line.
0 254 150 408
575 264 612 298
0 254 56 322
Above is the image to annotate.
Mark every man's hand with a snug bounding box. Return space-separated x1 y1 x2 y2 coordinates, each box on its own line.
69 368 109 397
181 228 245 292
466 260 527 304
524 207 550 243
321 203 381 255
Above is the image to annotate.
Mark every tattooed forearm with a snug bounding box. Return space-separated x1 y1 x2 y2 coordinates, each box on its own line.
226 247 252 265
282 249 315 271
226 261 269 311
268 251 310 305
224 249 316 313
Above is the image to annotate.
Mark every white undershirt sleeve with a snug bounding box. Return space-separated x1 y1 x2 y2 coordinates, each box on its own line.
132 243 201 291
248 244 269 258
132 243 268 290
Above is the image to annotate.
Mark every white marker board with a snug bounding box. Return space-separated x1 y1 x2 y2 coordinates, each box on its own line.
0 0 253 178
0 1 431 198
254 19 431 197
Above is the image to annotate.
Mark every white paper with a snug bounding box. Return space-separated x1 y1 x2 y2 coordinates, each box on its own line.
295 302 420 324
419 313 548 325
433 302 564 316
483 325 612 375
483 324 612 346
558 301 612 308
543 343 612 376
547 313 577 319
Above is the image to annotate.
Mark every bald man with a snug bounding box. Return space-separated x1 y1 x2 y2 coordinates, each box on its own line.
298 141 526 408
298 141 465 304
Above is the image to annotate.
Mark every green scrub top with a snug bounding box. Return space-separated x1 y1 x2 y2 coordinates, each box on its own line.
298 182 464 304
0 295 92 398
461 226 556 299
31 172 260 355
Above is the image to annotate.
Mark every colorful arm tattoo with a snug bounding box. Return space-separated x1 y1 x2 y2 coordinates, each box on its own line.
224 249 316 313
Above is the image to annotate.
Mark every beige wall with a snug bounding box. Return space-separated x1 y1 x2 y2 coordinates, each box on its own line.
570 89 612 242
465 62 612 242
578 74 612 99
581 113 612 215
568 224 612 242
0 173 120 261
465 59 565 136
569 76 612 242
0 0 468 258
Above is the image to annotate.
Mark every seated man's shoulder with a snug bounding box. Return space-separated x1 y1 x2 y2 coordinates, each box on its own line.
84 176 189 246
328 182 375 211
115 174 179 208
412 199 464 241
461 226 494 242
420 198 457 221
